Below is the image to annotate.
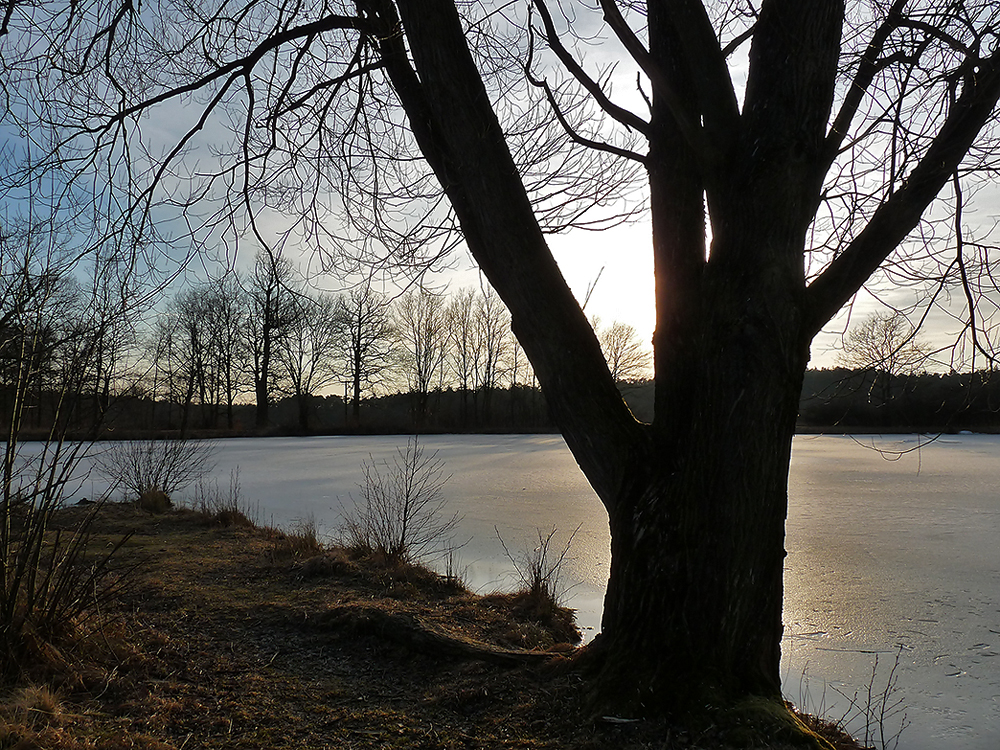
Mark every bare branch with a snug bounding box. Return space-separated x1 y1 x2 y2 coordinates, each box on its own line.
806 52 1000 336
598 0 709 158
826 0 910 165
530 0 651 136
525 66 648 164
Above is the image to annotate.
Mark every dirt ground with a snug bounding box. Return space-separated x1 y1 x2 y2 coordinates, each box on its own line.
1 504 865 749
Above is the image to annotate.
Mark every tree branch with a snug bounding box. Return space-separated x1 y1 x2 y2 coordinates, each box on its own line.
84 13 364 133
369 0 648 509
530 0 651 137
661 0 741 150
524 29 648 164
598 0 711 161
805 53 1000 337
824 0 908 166
721 24 756 58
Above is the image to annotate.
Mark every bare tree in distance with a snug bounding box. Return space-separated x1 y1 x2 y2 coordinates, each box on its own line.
205 275 251 430
445 287 478 426
246 252 300 429
8 0 1000 723
170 286 214 435
838 311 929 410
337 282 394 428
392 288 449 424
471 287 511 424
278 290 343 431
594 318 652 383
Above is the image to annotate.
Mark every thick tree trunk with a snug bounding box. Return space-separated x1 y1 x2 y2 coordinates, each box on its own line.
594 335 807 711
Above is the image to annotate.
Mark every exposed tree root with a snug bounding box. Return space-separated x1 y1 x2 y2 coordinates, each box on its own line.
315 603 565 666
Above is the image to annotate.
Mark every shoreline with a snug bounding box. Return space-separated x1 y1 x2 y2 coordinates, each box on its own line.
2 504 864 749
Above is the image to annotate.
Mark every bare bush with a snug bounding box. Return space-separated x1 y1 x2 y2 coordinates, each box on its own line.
1 490 133 679
94 439 217 506
496 525 579 607
832 648 910 750
339 437 459 564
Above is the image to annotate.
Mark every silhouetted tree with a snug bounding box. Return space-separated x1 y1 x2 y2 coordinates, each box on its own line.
337 283 394 427
392 289 449 423
839 311 928 410
471 287 510 424
446 287 478 426
205 276 251 429
278 291 343 431
10 0 1000 722
246 253 299 428
595 319 651 383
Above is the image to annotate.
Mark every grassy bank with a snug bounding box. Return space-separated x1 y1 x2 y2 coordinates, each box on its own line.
2 505 865 749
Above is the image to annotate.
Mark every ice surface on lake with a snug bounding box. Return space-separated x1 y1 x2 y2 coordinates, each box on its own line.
68 433 1000 749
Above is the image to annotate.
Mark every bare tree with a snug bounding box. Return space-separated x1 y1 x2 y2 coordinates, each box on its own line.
392 288 449 423
8 0 1000 723
445 287 478 426
337 283 394 427
172 286 214 434
204 276 251 430
595 319 651 383
0 220 142 677
838 311 929 408
246 253 300 429
278 291 343 431
444 286 511 425
471 287 511 424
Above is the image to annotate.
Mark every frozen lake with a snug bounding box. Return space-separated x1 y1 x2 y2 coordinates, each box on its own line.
71 433 1000 749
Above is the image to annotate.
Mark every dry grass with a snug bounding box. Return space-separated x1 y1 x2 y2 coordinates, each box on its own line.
0 505 871 750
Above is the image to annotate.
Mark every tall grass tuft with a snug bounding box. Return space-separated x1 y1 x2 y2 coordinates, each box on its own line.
190 468 257 527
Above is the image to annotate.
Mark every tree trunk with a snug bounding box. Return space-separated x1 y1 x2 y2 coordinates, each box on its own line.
255 377 269 427
350 370 361 427
594 331 807 710
298 393 310 432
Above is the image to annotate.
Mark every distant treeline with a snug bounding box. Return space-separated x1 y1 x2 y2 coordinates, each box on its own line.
1 252 653 440
798 367 1000 431
9 367 1000 439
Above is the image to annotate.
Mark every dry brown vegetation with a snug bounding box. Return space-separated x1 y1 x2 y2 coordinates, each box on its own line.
1 504 865 749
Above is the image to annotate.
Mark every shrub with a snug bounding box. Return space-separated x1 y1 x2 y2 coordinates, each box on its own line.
94 438 217 503
338 437 460 564
497 525 579 607
1 494 133 680
138 488 172 514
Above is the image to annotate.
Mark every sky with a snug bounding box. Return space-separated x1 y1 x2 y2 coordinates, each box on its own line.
6 1 1000 374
